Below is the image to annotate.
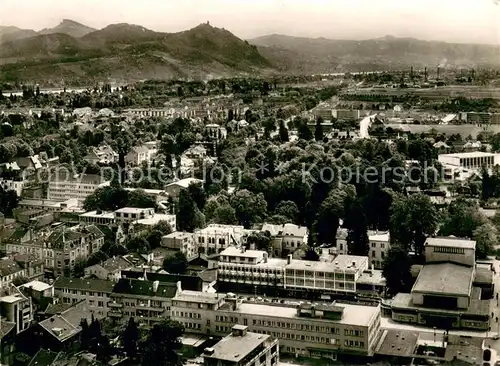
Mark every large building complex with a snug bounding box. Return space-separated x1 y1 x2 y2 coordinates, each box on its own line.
438 152 499 171
47 173 110 205
171 287 382 359
216 247 385 299
389 237 491 330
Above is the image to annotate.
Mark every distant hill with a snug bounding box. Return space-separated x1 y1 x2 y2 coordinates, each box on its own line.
0 22 274 84
0 26 37 43
38 19 96 38
250 34 500 73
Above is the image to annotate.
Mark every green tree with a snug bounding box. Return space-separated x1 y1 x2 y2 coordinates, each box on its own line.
0 188 19 216
140 319 184 366
187 182 206 211
163 251 188 274
231 190 268 228
297 120 313 140
344 199 369 256
278 120 289 142
473 222 497 259
177 190 205 232
390 193 439 259
212 204 238 225
382 244 413 295
246 231 273 252
314 117 324 141
274 200 299 223
123 317 139 359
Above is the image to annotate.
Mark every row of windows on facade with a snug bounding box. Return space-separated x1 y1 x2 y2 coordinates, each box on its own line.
198 237 227 245
433 246 466 254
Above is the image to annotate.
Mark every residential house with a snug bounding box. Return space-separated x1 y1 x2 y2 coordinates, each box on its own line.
83 144 118 165
261 223 308 258
0 254 44 289
30 300 103 352
161 232 196 260
125 145 150 166
368 232 390 269
164 178 203 200
84 256 132 281
44 225 105 277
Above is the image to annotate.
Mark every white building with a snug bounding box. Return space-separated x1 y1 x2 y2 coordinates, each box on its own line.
195 224 247 255
368 232 390 269
47 173 110 205
438 152 498 170
261 223 308 257
162 232 197 260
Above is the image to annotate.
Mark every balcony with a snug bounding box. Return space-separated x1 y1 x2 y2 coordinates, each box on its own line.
108 302 123 308
108 310 123 317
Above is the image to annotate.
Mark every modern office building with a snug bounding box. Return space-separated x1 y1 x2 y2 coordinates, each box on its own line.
171 287 382 359
217 247 385 298
438 152 498 170
203 325 279 366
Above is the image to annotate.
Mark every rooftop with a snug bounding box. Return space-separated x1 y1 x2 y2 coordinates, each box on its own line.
234 302 378 326
425 237 476 250
174 290 221 304
220 246 265 259
114 207 153 214
134 213 175 226
375 329 418 357
21 280 52 292
207 328 271 362
286 255 367 273
163 231 193 240
412 263 474 296
166 178 203 189
87 256 131 273
54 278 115 293
438 151 495 159
368 232 390 242
111 278 177 298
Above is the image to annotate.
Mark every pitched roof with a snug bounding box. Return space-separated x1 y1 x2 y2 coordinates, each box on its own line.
121 269 202 291
39 302 98 343
28 349 60 366
46 225 104 249
54 277 114 293
88 256 131 273
111 278 177 298
0 257 23 277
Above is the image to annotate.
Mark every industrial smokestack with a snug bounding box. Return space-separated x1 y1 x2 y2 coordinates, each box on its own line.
424 67 428 82
437 66 440 80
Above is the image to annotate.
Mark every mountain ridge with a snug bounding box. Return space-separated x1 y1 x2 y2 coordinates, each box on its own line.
38 19 97 38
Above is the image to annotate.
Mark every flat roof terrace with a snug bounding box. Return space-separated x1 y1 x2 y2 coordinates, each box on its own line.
425 237 476 250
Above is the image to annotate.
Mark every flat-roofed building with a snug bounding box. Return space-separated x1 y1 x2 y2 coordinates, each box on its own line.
284 255 369 294
162 232 196 260
438 152 498 170
217 247 384 299
390 237 489 330
425 237 476 267
203 325 279 366
47 173 110 205
171 289 382 359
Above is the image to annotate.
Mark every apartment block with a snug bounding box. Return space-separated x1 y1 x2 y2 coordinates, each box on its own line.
53 277 114 317
171 288 382 359
107 278 177 326
0 285 33 334
203 325 279 366
44 225 105 277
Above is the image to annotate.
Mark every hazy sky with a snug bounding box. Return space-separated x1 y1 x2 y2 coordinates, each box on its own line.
1 0 499 44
